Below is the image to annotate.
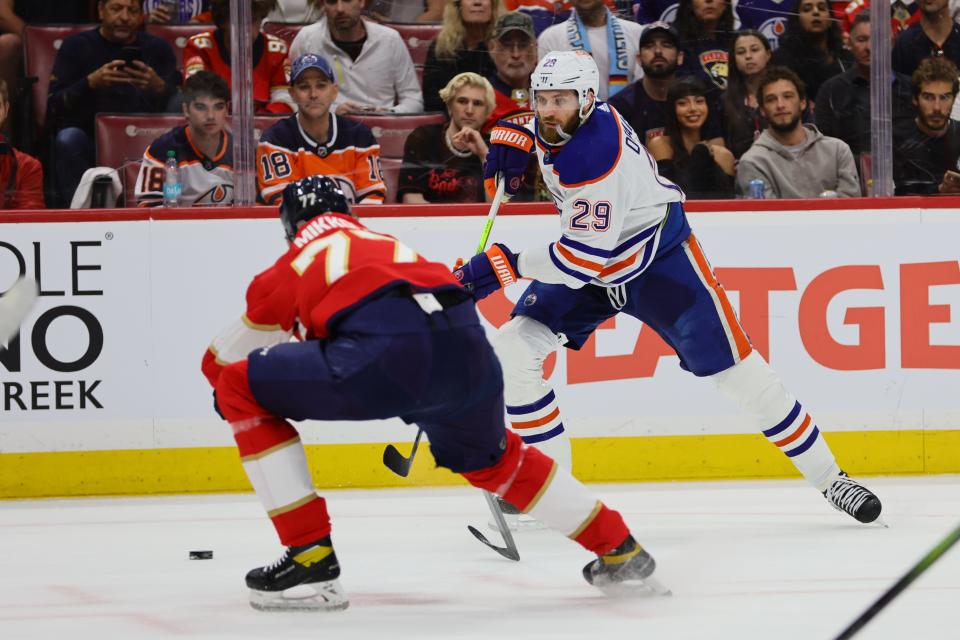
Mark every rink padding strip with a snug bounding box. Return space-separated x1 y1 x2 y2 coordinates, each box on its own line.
0 430 957 499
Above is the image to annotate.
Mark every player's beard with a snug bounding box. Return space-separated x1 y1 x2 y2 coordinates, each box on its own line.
538 113 578 144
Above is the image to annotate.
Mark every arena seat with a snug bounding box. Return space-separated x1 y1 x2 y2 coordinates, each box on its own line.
344 112 446 159
261 22 307 45
95 113 286 169
379 157 403 204
145 24 212 71
386 23 440 66
23 24 95 132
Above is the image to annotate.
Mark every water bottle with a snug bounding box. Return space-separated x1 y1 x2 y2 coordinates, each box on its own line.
747 178 766 199
163 150 182 207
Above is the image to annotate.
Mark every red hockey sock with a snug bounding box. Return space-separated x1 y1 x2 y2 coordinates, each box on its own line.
462 431 630 555
216 361 331 546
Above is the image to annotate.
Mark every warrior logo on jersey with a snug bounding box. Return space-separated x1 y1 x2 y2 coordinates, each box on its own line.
699 50 729 90
758 17 788 50
523 293 537 307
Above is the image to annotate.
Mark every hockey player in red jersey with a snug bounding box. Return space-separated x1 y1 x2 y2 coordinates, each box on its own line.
201 176 668 611
182 0 293 114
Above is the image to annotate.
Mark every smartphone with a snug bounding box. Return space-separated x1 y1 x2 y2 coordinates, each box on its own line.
121 46 143 69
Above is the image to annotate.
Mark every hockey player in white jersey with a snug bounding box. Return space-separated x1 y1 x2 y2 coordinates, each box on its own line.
454 50 883 526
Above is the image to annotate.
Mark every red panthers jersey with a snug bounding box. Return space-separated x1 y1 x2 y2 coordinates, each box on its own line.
201 213 459 387
183 28 293 114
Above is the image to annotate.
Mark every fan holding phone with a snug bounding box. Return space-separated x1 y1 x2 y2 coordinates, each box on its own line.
46 0 180 205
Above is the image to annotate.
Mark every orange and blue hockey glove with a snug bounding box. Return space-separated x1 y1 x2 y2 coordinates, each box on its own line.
453 243 520 301
484 120 534 200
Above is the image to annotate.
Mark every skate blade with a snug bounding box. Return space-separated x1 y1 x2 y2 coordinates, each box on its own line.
595 575 673 598
487 517 547 533
249 579 349 612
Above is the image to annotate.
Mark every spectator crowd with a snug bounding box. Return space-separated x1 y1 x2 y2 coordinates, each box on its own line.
2 0 960 209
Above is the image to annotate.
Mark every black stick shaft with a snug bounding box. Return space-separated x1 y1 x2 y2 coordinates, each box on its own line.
834 522 960 640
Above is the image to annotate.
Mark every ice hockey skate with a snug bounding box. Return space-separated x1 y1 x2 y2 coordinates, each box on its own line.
582 535 671 597
488 496 547 532
246 536 348 612
823 471 883 524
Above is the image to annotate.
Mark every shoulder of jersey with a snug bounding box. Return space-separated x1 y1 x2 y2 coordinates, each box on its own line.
335 115 376 147
552 104 623 188
186 30 216 47
263 32 289 53
146 125 187 161
259 115 298 146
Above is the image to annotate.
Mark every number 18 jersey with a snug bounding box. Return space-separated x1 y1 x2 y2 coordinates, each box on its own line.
518 102 684 289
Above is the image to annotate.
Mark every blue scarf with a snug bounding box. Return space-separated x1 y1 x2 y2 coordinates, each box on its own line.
565 8 628 96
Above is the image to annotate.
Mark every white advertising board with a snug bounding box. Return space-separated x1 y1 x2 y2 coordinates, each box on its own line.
1 207 959 455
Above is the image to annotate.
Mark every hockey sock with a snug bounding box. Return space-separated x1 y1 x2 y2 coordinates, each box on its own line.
217 362 331 546
494 317 572 470
507 390 572 470
711 352 840 491
463 431 629 555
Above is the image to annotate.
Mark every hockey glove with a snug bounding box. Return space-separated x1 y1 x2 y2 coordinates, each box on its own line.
453 243 520 301
484 121 534 200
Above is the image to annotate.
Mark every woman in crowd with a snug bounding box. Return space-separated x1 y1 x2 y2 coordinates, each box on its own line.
674 0 736 90
772 0 852 108
398 72 493 203
648 76 735 199
722 29 772 158
422 0 505 111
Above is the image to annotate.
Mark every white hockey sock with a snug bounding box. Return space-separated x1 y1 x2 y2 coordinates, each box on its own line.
505 390 573 470
494 316 572 470
712 352 840 491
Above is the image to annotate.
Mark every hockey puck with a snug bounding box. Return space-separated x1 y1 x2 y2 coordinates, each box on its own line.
189 550 213 560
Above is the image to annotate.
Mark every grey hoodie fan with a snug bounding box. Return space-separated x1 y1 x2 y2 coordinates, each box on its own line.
736 124 861 198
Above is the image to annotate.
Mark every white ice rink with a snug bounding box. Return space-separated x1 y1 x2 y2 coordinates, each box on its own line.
1 476 958 640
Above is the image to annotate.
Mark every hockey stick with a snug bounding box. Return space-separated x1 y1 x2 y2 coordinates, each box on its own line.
0 277 38 347
381 179 508 478
833 520 960 640
467 490 521 561
381 427 423 478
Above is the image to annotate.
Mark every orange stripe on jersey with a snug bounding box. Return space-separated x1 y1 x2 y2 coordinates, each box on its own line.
773 414 811 448
686 234 752 361
597 251 639 278
555 242 603 273
510 407 561 430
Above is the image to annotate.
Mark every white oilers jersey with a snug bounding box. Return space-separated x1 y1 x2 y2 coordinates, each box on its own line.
135 125 235 207
517 102 684 289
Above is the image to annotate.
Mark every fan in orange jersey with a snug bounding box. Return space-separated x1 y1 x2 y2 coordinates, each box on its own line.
182 0 294 113
256 53 386 205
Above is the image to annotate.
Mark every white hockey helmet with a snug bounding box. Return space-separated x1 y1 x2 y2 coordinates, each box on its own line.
530 50 600 123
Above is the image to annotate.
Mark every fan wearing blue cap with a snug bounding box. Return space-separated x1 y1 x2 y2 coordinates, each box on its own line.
255 53 387 205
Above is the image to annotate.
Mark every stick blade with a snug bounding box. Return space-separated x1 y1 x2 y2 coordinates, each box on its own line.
467 525 520 561
382 444 412 478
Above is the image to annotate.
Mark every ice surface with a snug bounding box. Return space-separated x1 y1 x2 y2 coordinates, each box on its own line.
1 476 957 639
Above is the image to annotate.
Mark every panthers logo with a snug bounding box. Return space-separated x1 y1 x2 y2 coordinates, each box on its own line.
699 50 729 90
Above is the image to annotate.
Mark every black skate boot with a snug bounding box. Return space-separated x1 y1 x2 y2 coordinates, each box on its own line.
823 471 883 524
582 535 671 596
246 536 348 611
